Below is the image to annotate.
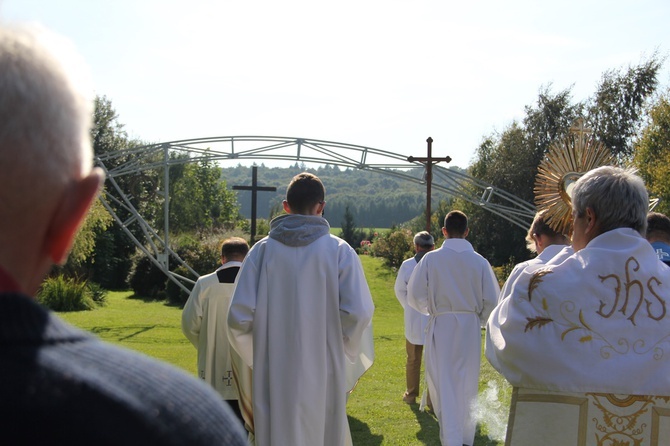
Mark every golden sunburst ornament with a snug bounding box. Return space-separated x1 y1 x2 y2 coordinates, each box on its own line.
534 119 615 235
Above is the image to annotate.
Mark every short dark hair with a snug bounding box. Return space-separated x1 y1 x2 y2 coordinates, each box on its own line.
221 237 249 259
646 212 670 243
286 172 325 214
444 210 468 237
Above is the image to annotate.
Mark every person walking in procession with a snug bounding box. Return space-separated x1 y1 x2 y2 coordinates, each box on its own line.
498 210 571 303
182 237 250 428
408 210 499 446
227 172 375 446
395 231 434 406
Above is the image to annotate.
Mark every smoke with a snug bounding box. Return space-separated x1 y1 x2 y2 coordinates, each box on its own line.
472 380 510 443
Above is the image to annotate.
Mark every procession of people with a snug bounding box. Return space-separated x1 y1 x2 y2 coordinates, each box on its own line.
4 15 670 446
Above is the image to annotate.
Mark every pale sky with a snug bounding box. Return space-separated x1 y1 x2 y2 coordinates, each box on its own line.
2 0 668 169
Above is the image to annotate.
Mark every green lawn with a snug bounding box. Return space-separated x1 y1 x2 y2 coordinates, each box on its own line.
59 255 510 445
330 227 391 237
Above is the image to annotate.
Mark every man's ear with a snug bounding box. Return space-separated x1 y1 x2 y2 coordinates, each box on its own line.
45 168 105 265
584 207 598 235
282 200 291 214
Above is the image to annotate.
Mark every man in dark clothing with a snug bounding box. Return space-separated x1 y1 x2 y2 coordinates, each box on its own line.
0 24 246 445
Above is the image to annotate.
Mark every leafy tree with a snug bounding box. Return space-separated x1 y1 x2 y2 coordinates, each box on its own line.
634 93 670 215
463 56 662 265
588 55 662 160
88 96 145 288
523 86 583 162
169 157 239 232
65 199 113 271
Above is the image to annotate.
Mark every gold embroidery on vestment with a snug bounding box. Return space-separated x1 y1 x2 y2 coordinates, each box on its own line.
522 256 669 359
596 257 666 326
588 393 655 445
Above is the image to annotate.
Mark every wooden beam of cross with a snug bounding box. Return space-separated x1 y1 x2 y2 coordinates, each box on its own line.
407 137 452 232
233 165 277 243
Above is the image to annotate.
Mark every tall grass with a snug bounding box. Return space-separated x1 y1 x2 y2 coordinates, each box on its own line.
58 255 510 445
38 275 105 311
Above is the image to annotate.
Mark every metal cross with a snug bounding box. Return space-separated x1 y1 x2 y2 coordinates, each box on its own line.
570 118 593 136
407 137 452 232
233 165 277 243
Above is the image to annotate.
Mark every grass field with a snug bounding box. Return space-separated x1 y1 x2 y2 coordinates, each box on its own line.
58 255 511 445
329 228 391 236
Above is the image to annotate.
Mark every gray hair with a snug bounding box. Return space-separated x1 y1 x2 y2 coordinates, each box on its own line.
0 25 94 205
572 166 648 235
413 231 434 247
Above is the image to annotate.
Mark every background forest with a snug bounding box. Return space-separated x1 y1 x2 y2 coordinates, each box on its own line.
221 163 465 229
46 53 670 306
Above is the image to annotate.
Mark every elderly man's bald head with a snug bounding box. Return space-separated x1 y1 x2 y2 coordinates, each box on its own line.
0 25 103 293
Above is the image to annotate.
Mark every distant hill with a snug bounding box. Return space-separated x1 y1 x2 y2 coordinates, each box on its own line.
222 163 464 229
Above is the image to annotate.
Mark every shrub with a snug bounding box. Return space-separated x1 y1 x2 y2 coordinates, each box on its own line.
38 275 98 312
165 266 192 306
128 254 167 299
87 281 108 306
370 228 414 269
127 229 249 300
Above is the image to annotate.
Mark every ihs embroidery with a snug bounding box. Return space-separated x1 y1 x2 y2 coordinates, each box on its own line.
522 257 670 358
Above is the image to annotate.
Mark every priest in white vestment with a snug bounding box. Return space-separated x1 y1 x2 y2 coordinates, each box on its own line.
487 166 670 397
408 210 499 446
182 237 249 427
498 210 571 303
227 172 375 446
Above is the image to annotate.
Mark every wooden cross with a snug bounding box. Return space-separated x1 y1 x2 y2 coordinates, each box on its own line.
233 165 277 243
407 137 452 232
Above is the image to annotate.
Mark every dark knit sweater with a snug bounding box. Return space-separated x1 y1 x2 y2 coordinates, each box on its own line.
0 292 246 445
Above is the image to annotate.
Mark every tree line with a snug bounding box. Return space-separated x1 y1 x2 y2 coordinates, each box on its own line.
222 163 447 229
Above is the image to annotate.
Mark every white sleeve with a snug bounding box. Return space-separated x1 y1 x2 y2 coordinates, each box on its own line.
181 278 204 348
407 257 430 315
338 245 375 363
479 262 501 325
394 261 410 310
227 257 258 368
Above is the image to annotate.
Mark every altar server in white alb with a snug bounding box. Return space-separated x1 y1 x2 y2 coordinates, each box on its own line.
408 210 499 446
181 237 249 427
486 166 670 396
227 172 375 446
394 231 434 405
497 210 571 303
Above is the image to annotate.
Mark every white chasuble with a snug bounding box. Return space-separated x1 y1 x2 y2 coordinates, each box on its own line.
182 262 243 400
487 228 670 445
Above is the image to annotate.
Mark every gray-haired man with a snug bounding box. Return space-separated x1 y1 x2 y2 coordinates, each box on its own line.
394 231 435 405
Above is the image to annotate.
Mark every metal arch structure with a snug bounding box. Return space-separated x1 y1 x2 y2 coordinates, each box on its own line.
95 136 536 293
